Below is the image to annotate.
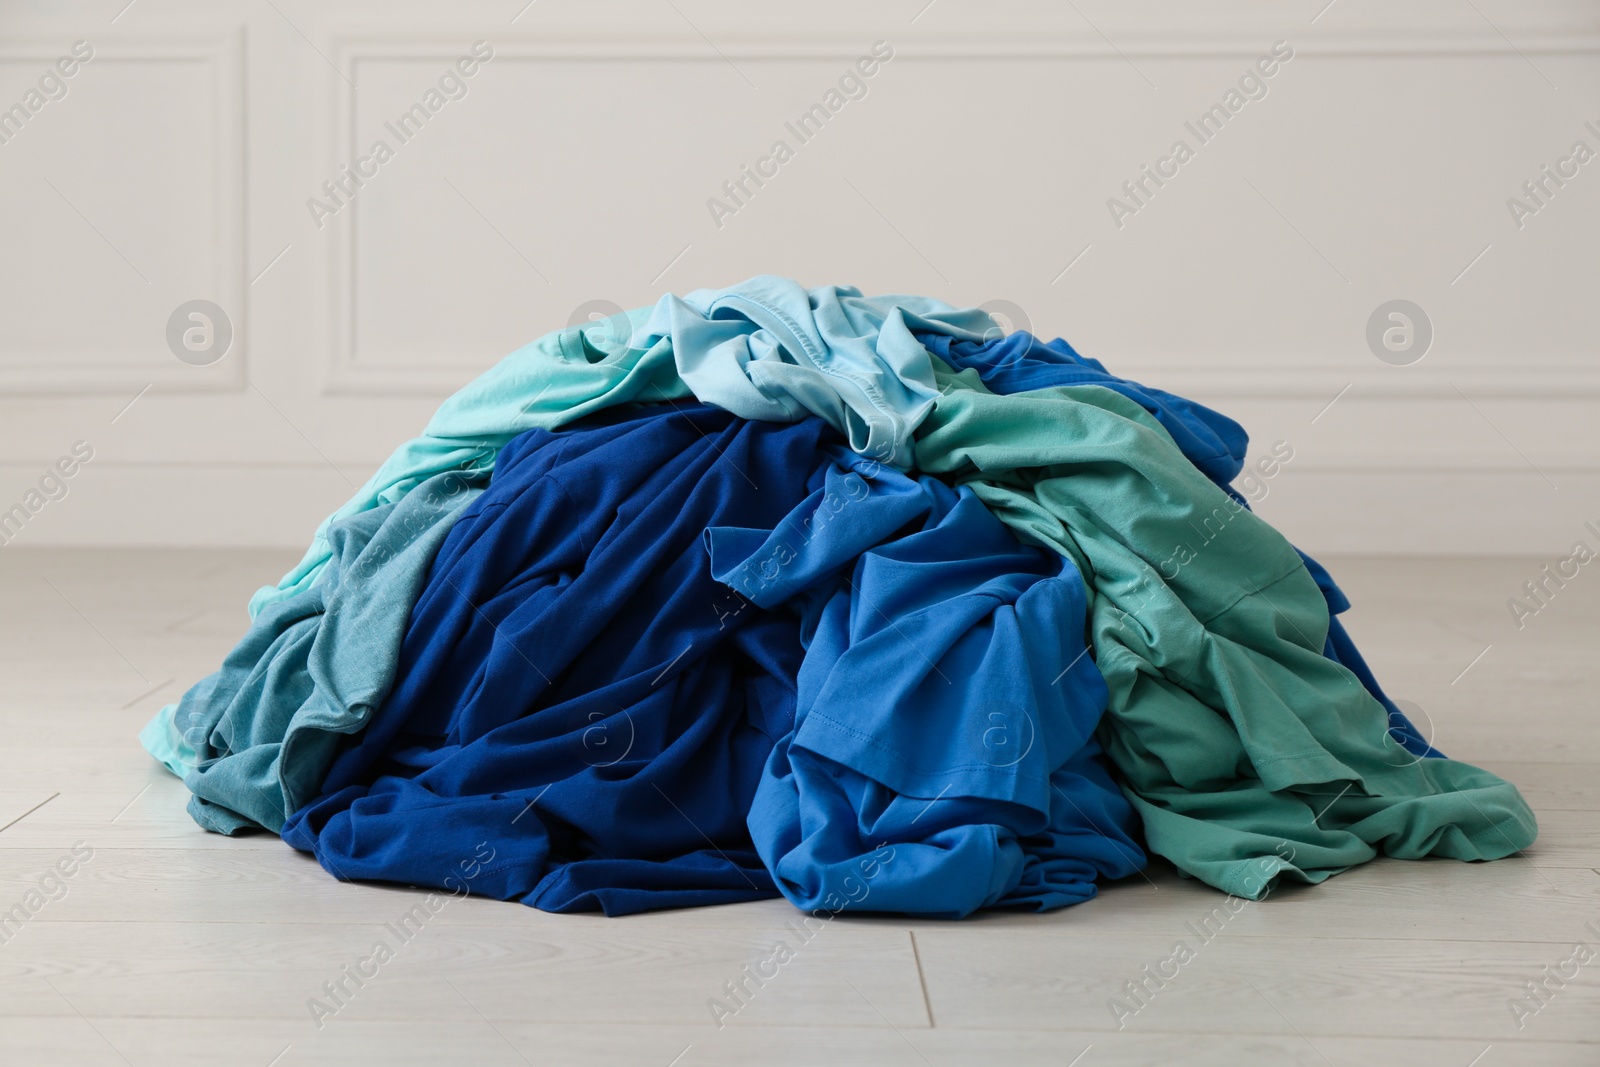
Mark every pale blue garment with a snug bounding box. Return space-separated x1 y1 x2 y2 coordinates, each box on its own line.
656 277 994 468
140 470 484 832
249 277 996 617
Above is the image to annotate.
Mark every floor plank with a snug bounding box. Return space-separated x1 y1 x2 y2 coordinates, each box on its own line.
3 1019 1593 1067
913 929 1600 1042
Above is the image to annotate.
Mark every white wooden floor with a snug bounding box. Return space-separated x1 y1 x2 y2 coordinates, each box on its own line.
1 549 1596 1066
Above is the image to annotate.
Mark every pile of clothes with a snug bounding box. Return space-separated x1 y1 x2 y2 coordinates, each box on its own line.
140 277 1535 917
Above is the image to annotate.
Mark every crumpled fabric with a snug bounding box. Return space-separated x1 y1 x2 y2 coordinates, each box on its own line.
142 279 997 833
138 274 1532 915
252 277 996 617
918 329 1249 488
920 328 1437 760
707 446 1144 918
282 404 836 915
139 469 484 833
912 362 1536 899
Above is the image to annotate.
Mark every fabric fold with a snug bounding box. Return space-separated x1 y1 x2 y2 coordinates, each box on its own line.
282 404 836 915
144 468 485 833
919 328 1437 761
912 364 1536 899
709 446 1145 918
252 278 997 616
136 276 1537 917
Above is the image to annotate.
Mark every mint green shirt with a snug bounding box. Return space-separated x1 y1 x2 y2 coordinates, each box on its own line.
913 363 1536 897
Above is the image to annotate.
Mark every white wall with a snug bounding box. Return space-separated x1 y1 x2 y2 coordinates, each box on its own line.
1 0 1597 554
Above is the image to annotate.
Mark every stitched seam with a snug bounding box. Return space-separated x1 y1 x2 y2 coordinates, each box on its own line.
1195 558 1311 626
706 293 909 447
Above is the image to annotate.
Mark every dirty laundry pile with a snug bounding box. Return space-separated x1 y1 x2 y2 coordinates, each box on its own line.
140 276 1535 917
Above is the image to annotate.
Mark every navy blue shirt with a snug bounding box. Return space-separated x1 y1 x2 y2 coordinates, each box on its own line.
284 404 834 914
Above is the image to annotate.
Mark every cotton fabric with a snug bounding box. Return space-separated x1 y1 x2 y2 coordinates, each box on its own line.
142 470 484 833
252 278 996 616
283 404 834 914
137 276 1535 917
708 446 1144 917
920 329 1436 759
912 365 1535 898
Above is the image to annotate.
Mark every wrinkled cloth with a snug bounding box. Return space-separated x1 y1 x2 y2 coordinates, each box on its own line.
918 330 1248 488
140 470 484 833
913 364 1536 899
138 272 1532 919
1301 555 1436 759
708 447 1144 918
921 329 1436 760
253 278 996 616
283 404 838 915
146 278 996 836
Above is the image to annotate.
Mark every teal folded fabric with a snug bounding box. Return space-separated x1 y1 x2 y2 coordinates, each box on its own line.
250 277 996 617
912 362 1537 898
144 470 484 832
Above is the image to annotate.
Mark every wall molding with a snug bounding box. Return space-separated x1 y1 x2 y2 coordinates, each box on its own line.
315 35 1600 397
0 32 247 395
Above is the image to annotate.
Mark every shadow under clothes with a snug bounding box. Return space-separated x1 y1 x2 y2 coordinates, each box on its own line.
708 448 1145 919
283 404 837 915
917 329 1435 759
